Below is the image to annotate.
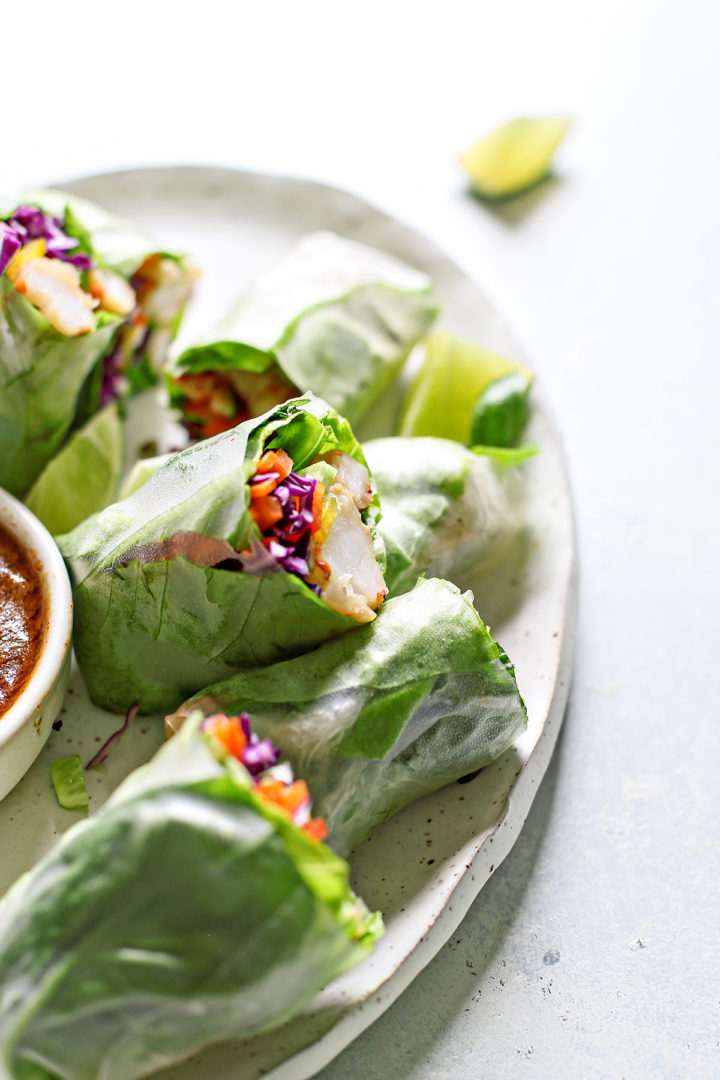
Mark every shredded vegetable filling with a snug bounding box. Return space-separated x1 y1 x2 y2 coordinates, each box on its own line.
1 203 198 396
175 365 298 439
201 712 328 841
247 447 386 621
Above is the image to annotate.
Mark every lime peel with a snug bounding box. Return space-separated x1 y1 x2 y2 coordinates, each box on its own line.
398 329 532 444
459 117 572 200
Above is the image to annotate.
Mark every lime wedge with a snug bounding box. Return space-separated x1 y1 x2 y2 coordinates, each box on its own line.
459 117 571 200
25 404 123 536
398 330 532 443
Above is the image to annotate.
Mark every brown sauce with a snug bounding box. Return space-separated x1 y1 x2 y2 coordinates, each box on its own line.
0 523 45 717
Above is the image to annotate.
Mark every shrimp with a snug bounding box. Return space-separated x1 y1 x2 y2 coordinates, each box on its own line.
11 257 96 336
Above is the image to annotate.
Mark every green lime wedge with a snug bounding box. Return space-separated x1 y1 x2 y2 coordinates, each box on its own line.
398 330 532 443
459 117 571 200
25 404 123 536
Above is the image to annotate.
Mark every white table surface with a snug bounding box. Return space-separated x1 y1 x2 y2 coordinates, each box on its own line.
7 1 719 1077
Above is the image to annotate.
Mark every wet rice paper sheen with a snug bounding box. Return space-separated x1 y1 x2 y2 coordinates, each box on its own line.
364 436 522 597
172 231 439 425
0 272 120 496
170 577 528 856
0 720 380 1080
59 394 383 714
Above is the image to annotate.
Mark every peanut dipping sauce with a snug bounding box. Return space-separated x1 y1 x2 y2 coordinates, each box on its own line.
0 522 45 717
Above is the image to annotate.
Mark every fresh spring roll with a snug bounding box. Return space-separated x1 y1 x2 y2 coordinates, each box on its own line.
167 576 528 856
168 231 439 437
0 191 198 497
0 714 381 1080
363 436 523 596
59 394 388 714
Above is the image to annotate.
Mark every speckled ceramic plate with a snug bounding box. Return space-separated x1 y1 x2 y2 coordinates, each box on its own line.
0 167 576 1080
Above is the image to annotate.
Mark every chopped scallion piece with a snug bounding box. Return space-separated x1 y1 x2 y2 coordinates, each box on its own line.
50 755 89 811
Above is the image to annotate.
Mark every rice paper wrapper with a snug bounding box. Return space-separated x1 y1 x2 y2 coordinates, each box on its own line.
169 577 528 856
171 231 439 426
0 719 380 1080
0 275 119 496
59 394 384 714
363 436 524 597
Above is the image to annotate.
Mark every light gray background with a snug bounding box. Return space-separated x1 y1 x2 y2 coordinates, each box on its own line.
8 2 719 1076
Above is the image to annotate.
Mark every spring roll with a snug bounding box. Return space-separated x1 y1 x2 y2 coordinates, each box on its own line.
167 576 527 856
0 191 197 497
363 436 523 596
59 394 388 714
168 231 438 436
0 714 380 1080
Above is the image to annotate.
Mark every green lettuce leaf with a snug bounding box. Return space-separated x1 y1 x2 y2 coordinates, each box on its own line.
170 231 439 426
364 436 521 596
0 275 120 497
58 394 384 714
0 718 380 1080
169 577 527 856
24 402 123 535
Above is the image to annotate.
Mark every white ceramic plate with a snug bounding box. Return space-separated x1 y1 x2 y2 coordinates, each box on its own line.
0 167 576 1080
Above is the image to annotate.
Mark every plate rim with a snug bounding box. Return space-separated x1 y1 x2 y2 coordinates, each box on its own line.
26 164 578 1080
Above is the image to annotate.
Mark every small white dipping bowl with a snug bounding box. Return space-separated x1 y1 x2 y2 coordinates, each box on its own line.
0 489 72 802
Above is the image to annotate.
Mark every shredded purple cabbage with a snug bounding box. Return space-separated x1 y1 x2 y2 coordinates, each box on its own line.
202 711 281 776
0 204 94 277
86 703 139 770
0 223 22 277
100 345 125 405
258 469 318 578
99 325 151 405
242 736 282 774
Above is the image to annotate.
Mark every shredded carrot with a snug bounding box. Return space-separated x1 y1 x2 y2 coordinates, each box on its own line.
311 481 325 532
182 400 243 438
279 779 310 813
205 415 243 437
204 714 248 760
250 494 283 532
303 817 329 842
249 474 281 499
255 780 293 820
256 778 286 798
257 777 310 814
255 449 293 479
174 372 217 402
